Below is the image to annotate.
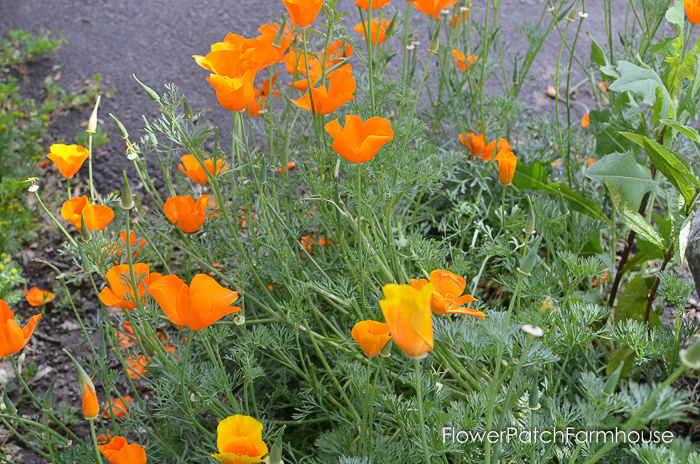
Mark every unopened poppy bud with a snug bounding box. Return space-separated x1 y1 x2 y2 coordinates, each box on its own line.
98 327 107 359
82 384 99 419
523 195 536 235
680 339 700 369
183 98 194 121
149 132 158 148
379 339 393 357
428 34 440 55
80 246 93 274
603 361 624 396
272 20 287 49
133 74 160 103
385 15 397 38
268 425 286 464
109 113 129 139
42 375 58 412
528 370 540 410
558 191 569 217
120 171 135 210
518 236 542 276
87 95 100 134
2 387 17 415
63 349 95 397
80 215 92 242
566 10 577 21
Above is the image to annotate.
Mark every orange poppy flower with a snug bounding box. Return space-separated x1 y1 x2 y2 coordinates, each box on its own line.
686 0 700 24
125 354 148 379
196 33 282 73
46 144 89 178
61 196 115 233
326 39 353 68
290 57 324 91
293 67 356 114
581 114 590 128
149 274 241 331
97 433 114 445
82 383 100 420
380 283 434 359
285 50 317 76
164 195 211 233
356 0 391 10
587 157 598 167
300 235 332 253
495 151 518 186
178 155 229 184
257 22 295 57
325 115 394 163
354 18 391 45
410 270 484 318
115 321 136 349
247 74 281 117
0 299 41 358
113 230 147 261
194 45 260 112
450 8 469 28
25 287 55 307
452 50 478 72
212 415 268 464
99 436 147 464
280 0 326 29
352 320 391 357
277 161 297 173
99 264 163 310
413 0 458 18
458 133 511 161
103 396 131 419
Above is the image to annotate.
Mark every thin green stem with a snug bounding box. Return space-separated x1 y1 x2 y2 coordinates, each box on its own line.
413 358 431 464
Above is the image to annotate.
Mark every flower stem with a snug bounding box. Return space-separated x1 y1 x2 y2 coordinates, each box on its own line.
89 419 105 464
413 358 430 464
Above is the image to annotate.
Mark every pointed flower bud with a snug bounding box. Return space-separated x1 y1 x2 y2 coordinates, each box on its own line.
109 113 129 139
517 236 542 276
680 339 700 369
64 349 99 420
428 33 440 55
42 375 59 412
87 95 101 134
80 215 92 242
120 171 134 210
523 194 536 235
133 74 160 103
272 20 288 49
268 425 286 464
528 370 540 410
603 361 624 396
80 245 93 273
183 98 194 121
379 339 393 358
2 387 17 415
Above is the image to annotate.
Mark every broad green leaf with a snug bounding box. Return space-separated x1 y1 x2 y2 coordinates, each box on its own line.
614 276 660 328
622 238 663 273
650 37 677 58
588 32 608 68
589 110 633 155
608 61 674 122
607 345 637 379
693 53 700 98
660 118 700 143
513 161 612 228
585 152 658 209
675 212 694 266
604 179 666 249
665 0 685 30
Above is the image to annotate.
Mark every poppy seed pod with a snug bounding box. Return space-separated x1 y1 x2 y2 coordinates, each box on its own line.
272 19 288 48
3 387 17 415
109 113 129 139
680 339 700 369
603 361 624 396
42 375 58 412
80 214 92 241
528 370 540 410
523 195 536 235
87 95 100 134
183 98 193 120
79 246 93 274
518 236 542 277
120 171 135 210
428 32 440 55
133 74 160 103
268 425 286 464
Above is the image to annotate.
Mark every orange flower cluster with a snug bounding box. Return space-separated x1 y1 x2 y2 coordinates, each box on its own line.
47 144 89 178
149 274 240 331
61 196 114 233
212 415 268 464
281 0 326 29
164 195 211 233
99 436 147 464
354 18 391 45
352 320 391 357
300 235 333 253
410 270 483 318
459 133 511 161
25 287 54 307
325 115 394 164
0 299 41 358
111 230 147 262
248 74 281 117
450 8 469 28
103 396 131 419
178 155 228 184
452 50 479 72
99 264 163 310
293 67 356 114
413 0 458 19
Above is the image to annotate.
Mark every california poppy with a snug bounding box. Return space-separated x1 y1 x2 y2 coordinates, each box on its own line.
293 67 356 114
352 320 391 357
280 0 326 29
99 436 147 464
379 283 434 359
300 235 332 253
178 155 229 184
587 157 597 168
196 33 282 73
325 115 394 163
495 151 517 186
326 39 353 68
450 8 469 28
356 0 391 10
686 0 700 24
113 230 147 261
413 0 458 18
290 57 324 91
82 383 99 420
581 114 590 128
458 133 511 161
286 50 318 76
99 263 163 310
277 161 297 173
0 299 41 358
103 396 131 419
163 195 211 233
149 274 240 331
410 270 484 318
115 321 136 349
354 18 391 45
212 415 268 464
47 144 89 178
25 287 55 307
247 74 281 117
452 50 478 72
258 22 295 56
125 354 148 379
194 46 260 112
61 196 114 233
